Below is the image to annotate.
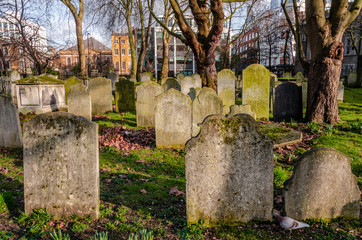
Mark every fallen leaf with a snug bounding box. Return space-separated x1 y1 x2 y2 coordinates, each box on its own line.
169 186 185 196
119 174 127 179
136 159 146 163
140 189 147 194
104 179 112 183
139 178 149 182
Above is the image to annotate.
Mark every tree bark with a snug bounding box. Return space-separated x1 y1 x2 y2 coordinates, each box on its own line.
161 35 170 80
75 19 86 77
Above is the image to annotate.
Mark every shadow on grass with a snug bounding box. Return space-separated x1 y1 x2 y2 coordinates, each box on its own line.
99 148 186 226
0 173 24 217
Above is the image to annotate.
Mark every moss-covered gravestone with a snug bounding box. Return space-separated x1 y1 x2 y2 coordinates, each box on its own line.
284 148 360 220
115 80 135 112
140 72 152 82
68 83 92 120
346 72 357 87
180 76 202 100
23 112 99 218
217 69 236 115
155 89 192 148
64 77 82 104
192 88 223 136
136 81 163 127
0 95 22 148
185 114 274 226
88 77 112 114
242 64 270 120
162 78 181 92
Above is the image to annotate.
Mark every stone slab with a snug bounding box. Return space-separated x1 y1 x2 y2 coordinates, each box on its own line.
0 95 22 148
89 77 112 114
258 123 302 148
68 83 92 120
115 80 135 112
273 82 303 122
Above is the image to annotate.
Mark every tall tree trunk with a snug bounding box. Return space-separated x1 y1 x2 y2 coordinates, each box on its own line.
161 35 170 80
126 16 137 79
76 19 86 76
196 48 218 90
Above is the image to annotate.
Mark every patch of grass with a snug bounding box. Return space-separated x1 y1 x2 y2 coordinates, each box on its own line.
93 112 137 129
274 166 292 188
258 125 291 141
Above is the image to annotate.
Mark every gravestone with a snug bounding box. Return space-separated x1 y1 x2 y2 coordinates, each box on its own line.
136 81 163 127
273 82 303 122
217 69 236 115
68 83 92 120
338 83 344 102
64 77 82 104
176 73 184 82
242 64 270 120
107 72 119 92
0 76 11 95
10 70 21 82
192 88 223 136
88 77 112 114
226 104 256 119
295 72 307 108
162 78 181 91
284 148 360 220
270 73 278 111
0 95 22 148
155 89 192 148
26 68 33 76
346 72 357 87
23 112 99 218
115 80 135 112
140 72 152 82
180 76 202 100
191 73 202 85
185 114 274 226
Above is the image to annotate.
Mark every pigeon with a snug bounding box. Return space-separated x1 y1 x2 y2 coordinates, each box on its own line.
273 211 310 237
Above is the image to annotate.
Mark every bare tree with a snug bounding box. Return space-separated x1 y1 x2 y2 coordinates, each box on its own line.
60 0 86 76
304 0 362 123
1 0 57 75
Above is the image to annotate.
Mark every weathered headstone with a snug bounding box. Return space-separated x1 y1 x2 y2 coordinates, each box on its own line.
140 72 152 82
338 83 344 102
242 64 270 120
270 73 278 111
64 77 82 104
0 76 11 95
346 72 357 87
186 114 274 226
107 72 119 92
26 68 33 76
226 104 256 119
115 80 135 112
162 78 181 92
10 70 21 82
180 76 202 100
191 73 202 85
192 88 223 136
88 77 112 114
176 73 184 82
23 112 99 218
273 82 303 122
68 83 92 120
155 89 192 148
0 95 22 148
136 81 163 127
284 148 360 220
217 69 236 115
295 72 307 108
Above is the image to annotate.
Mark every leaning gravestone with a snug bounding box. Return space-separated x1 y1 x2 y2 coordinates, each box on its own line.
115 80 135 112
88 77 112 114
23 112 99 218
64 77 82 104
186 114 274 226
226 104 256 119
242 64 270 120
162 78 181 92
136 81 163 127
192 88 223 136
217 69 236 115
284 148 360 220
0 95 22 148
180 76 202 100
346 72 357 87
140 72 152 82
155 89 192 148
68 83 92 120
273 82 303 122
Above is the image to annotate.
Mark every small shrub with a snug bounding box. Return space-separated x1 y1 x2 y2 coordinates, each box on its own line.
307 122 321 134
50 229 70 240
324 124 335 136
128 229 154 240
93 231 108 240
70 222 88 233
274 166 290 188
17 209 52 237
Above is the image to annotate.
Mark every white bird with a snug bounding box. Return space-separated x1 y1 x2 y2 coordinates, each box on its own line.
273 211 310 237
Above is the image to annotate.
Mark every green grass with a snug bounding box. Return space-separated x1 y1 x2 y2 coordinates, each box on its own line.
0 88 360 239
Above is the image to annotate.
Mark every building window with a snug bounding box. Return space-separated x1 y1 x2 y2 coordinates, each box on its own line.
122 62 126 70
128 48 131 56
115 48 118 56
114 39 118 44
121 48 125 56
121 40 125 44
67 57 71 66
115 61 119 70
